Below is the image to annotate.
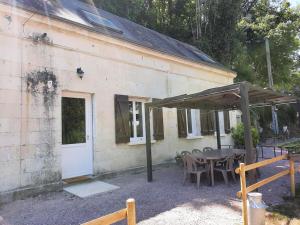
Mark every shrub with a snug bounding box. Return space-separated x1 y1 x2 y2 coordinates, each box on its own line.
231 123 259 147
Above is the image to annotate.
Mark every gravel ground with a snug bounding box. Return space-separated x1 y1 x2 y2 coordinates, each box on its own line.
0 149 298 225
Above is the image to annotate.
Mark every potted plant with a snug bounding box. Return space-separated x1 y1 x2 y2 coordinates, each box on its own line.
231 123 260 148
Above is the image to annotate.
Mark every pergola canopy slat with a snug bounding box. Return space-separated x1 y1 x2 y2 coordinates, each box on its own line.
146 81 297 110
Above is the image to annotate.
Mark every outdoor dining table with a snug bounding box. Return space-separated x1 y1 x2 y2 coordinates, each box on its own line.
194 148 246 186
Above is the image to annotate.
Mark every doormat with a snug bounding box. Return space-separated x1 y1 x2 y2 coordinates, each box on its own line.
64 181 119 198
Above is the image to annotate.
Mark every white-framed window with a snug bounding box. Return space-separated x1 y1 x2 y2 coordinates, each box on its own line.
129 98 146 143
186 109 202 137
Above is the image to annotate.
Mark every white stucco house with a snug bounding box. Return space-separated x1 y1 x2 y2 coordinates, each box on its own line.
0 0 237 201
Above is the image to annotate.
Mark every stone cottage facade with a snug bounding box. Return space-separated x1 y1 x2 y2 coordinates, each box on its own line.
0 0 237 201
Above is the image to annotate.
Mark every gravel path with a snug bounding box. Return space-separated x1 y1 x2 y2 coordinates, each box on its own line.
0 149 298 225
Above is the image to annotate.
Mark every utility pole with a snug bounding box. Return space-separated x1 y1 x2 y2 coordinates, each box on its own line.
265 38 273 87
265 38 279 136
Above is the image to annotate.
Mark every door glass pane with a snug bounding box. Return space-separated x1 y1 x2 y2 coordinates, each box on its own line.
129 101 134 138
136 102 143 137
62 97 86 144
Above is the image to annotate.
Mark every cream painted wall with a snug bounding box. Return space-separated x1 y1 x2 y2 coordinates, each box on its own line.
0 4 236 193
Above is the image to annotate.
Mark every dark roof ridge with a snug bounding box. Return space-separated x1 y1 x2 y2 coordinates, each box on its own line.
0 0 235 74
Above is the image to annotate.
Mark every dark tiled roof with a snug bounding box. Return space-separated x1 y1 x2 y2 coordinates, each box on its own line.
1 0 233 73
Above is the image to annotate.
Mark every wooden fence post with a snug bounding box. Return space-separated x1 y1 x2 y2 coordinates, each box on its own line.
289 159 295 198
237 155 293 225
127 198 136 225
240 163 248 225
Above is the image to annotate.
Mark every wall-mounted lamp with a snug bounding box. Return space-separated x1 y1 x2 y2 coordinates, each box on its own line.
77 67 84 79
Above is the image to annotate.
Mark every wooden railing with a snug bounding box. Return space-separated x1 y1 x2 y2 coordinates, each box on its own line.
235 154 296 225
81 199 136 225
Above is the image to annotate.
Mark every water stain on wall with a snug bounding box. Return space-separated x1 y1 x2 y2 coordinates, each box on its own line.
25 69 60 185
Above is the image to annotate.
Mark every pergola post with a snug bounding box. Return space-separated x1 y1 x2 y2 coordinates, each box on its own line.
145 104 153 182
215 111 221 149
240 83 256 184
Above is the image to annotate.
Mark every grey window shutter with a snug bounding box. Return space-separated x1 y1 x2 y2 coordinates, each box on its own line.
200 110 209 135
177 109 187 138
200 110 215 135
208 111 215 135
224 110 231 134
152 98 164 140
114 94 130 144
187 109 193 134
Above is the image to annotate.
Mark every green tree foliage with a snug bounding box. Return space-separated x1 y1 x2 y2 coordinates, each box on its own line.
231 123 260 147
235 0 300 88
83 0 299 89
234 1 300 132
138 0 196 42
80 0 300 132
86 0 195 42
256 105 297 130
193 0 243 65
90 0 145 21
88 0 248 66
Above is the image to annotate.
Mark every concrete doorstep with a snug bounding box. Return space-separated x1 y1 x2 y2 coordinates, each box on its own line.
63 181 119 198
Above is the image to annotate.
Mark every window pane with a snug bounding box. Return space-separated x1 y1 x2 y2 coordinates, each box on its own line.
136 102 143 137
195 109 201 136
129 101 134 138
218 111 225 134
62 97 86 144
187 109 193 134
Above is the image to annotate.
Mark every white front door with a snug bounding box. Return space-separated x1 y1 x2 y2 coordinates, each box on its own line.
61 92 93 179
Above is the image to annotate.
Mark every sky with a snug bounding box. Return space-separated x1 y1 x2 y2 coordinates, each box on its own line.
289 0 299 7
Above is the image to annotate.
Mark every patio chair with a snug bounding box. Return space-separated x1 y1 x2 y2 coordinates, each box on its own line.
182 153 193 183
181 151 191 157
236 153 245 163
214 156 236 185
183 155 209 189
233 153 245 169
202 147 214 152
192 149 202 154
